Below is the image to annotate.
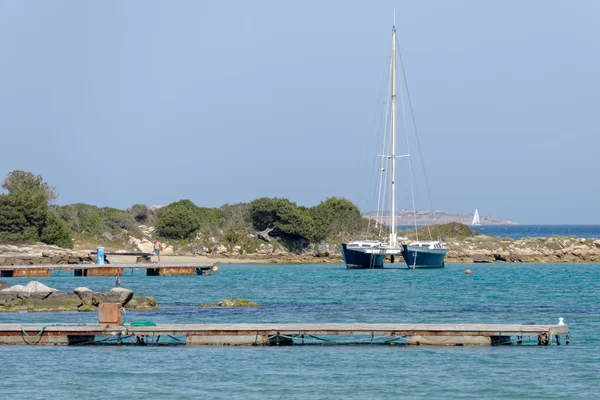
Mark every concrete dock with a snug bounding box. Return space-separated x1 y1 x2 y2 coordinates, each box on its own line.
0 323 569 346
0 263 216 277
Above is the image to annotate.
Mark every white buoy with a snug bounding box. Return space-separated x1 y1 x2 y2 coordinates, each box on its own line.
558 317 565 325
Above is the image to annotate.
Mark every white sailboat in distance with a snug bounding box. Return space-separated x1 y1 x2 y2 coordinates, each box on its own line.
471 209 481 226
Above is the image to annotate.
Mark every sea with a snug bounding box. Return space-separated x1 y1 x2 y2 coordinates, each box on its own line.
1 263 599 399
396 224 600 240
471 225 600 240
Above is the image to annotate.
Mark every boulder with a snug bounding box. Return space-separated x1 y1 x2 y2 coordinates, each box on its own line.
26 291 83 312
92 287 134 306
199 302 217 308
217 298 259 307
2 281 57 295
0 297 26 312
124 296 157 310
128 237 154 253
74 287 93 306
0 292 19 306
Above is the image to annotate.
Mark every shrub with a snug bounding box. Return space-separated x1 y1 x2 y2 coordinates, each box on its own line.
156 200 202 239
129 204 155 225
248 198 323 244
41 212 73 248
0 170 62 245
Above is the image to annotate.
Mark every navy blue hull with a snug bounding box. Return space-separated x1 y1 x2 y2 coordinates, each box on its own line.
401 245 447 268
340 244 386 269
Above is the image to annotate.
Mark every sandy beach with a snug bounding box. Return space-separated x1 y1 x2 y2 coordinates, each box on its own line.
105 254 339 265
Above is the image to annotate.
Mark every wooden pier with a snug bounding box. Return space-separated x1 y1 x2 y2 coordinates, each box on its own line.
0 263 216 277
0 323 569 346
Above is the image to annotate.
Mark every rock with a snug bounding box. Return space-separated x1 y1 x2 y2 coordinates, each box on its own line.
0 280 9 290
0 292 19 306
0 297 26 312
128 237 154 253
26 292 82 311
217 298 259 307
92 287 134 306
1 281 57 295
124 296 157 310
74 287 93 306
594 240 600 249
215 244 228 254
199 302 217 308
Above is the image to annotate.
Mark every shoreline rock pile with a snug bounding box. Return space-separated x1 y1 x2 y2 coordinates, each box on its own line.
0 244 93 266
0 281 157 312
445 235 600 263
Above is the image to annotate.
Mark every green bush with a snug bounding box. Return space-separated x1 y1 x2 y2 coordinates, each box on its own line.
311 197 367 241
129 204 155 225
41 212 73 248
156 200 202 239
0 170 72 246
248 197 324 244
55 204 138 236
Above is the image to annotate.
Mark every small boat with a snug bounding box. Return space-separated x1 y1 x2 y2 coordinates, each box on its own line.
471 209 481 226
340 20 447 269
401 241 448 269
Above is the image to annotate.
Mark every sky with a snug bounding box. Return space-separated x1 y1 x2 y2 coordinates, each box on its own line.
0 0 598 224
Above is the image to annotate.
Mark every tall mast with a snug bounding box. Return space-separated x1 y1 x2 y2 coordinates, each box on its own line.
390 25 397 247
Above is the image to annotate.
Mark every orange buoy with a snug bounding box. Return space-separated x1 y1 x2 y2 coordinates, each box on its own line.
66 267 71 272
465 269 472 275
212 266 219 273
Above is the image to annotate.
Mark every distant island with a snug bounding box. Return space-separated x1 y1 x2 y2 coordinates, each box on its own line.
363 210 516 226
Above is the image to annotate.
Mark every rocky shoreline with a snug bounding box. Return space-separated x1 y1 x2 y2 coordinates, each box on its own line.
1 235 600 266
0 281 156 312
446 235 600 263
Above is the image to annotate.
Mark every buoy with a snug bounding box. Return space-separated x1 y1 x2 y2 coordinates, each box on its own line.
558 317 565 325
465 269 472 275
212 266 219 273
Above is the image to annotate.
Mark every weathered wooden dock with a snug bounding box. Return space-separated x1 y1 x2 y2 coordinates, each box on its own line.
0 263 216 277
0 323 569 346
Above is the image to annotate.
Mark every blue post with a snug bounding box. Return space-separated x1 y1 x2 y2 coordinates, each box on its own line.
97 247 104 265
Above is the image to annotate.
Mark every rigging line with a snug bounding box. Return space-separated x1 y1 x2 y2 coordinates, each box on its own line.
376 55 393 238
396 38 437 240
395 38 419 241
365 52 395 238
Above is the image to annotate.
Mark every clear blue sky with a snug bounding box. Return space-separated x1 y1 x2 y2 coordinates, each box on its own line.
1 1 598 224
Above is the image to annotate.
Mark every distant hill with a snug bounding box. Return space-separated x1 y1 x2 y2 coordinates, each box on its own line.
363 210 516 226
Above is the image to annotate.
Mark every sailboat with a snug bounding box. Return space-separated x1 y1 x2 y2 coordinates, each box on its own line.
340 22 448 269
471 209 481 226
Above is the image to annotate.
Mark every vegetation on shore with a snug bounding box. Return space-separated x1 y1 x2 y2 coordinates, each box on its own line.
0 170 382 252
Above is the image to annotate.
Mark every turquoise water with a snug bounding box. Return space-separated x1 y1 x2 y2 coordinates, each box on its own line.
472 225 600 240
397 224 600 239
1 263 599 399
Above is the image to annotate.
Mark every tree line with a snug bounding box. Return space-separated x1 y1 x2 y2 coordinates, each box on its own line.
0 171 379 250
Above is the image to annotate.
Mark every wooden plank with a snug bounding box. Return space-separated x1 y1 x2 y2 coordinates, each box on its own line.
0 262 214 270
159 267 196 276
86 267 123 276
12 268 50 277
0 323 569 337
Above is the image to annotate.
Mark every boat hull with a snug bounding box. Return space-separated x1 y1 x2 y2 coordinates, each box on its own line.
340 244 386 269
401 245 447 269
